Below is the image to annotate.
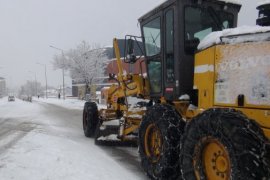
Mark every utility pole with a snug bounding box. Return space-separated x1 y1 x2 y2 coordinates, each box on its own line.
49 45 65 100
28 71 37 96
37 63 48 98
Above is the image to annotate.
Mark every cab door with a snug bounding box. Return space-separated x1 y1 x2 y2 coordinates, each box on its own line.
163 7 176 100
142 4 176 99
142 13 163 98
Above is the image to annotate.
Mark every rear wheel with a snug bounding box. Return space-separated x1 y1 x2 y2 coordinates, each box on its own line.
82 102 98 137
139 104 185 180
180 108 270 180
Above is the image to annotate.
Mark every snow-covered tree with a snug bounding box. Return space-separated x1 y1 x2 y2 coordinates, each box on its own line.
53 41 109 94
19 80 42 96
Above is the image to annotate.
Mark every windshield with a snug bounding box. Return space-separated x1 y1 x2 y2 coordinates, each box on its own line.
185 6 234 45
142 17 161 57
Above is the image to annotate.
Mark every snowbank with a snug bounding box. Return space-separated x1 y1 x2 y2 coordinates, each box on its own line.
0 121 141 180
0 97 42 119
35 97 86 110
0 97 144 180
34 97 107 110
198 26 270 50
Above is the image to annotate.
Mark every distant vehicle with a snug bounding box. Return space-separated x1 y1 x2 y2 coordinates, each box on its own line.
20 95 32 102
8 95 15 102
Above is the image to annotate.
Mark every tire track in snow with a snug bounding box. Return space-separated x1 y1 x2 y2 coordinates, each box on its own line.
0 119 37 155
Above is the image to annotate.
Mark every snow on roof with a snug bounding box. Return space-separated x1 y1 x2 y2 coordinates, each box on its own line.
216 0 241 5
140 0 241 21
198 25 270 50
258 0 270 7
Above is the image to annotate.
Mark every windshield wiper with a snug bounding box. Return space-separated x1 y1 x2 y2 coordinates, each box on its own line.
207 6 225 30
150 32 160 48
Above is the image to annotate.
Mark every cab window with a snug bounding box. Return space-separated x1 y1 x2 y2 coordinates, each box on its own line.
143 17 161 57
184 6 234 53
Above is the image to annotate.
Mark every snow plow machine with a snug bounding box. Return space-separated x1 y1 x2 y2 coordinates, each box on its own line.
83 0 270 179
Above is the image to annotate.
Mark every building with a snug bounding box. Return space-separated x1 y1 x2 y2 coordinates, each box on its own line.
0 77 6 97
106 57 146 75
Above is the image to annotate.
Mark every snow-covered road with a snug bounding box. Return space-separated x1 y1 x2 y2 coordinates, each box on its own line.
0 97 147 180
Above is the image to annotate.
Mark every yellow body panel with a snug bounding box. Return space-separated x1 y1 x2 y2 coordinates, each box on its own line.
214 42 270 109
194 42 270 139
194 47 215 109
263 128 270 138
230 107 270 138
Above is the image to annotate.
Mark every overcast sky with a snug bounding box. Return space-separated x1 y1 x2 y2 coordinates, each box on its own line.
0 0 259 90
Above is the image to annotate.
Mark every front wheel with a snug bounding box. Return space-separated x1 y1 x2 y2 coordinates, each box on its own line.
82 102 98 137
180 108 270 180
138 104 185 180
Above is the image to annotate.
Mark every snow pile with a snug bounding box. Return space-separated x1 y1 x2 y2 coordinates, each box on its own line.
0 97 145 180
35 97 86 110
0 97 42 119
258 0 270 6
179 94 190 100
198 26 270 50
34 97 107 110
0 131 139 180
97 134 120 141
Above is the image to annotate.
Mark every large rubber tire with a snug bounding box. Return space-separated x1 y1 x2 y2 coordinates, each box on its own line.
138 104 185 180
82 102 99 137
180 108 270 180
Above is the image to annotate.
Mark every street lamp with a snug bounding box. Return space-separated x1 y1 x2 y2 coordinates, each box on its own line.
49 45 65 100
28 71 37 96
37 63 48 99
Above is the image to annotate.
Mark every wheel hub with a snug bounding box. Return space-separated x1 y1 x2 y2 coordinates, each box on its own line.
215 155 228 173
144 124 163 163
194 137 231 180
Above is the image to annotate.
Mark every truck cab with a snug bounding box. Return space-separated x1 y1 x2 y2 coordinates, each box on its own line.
139 0 240 101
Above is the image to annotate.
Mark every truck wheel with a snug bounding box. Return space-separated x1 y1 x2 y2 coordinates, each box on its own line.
82 102 98 137
180 108 270 180
139 104 185 180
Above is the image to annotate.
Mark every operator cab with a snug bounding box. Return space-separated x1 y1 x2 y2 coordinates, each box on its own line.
138 0 241 102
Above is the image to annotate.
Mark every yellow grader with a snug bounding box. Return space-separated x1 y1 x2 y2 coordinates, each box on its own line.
82 0 270 179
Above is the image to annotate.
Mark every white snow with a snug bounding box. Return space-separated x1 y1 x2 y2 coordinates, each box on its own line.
35 97 107 110
97 134 120 141
34 96 146 111
179 94 190 101
35 97 85 109
0 97 145 180
258 0 270 6
198 26 270 50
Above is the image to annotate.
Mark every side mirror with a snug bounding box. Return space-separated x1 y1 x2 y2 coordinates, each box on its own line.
126 39 136 63
124 35 144 64
127 39 134 55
